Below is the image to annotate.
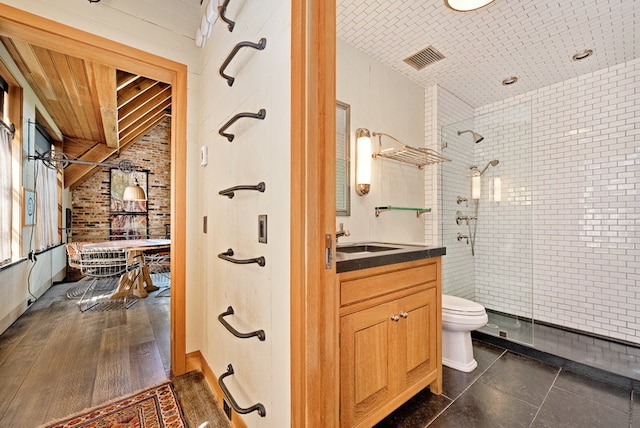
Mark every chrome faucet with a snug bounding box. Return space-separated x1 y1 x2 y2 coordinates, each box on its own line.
457 233 469 244
336 223 350 241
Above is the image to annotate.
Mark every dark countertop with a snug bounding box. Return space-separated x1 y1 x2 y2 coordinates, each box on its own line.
336 242 446 273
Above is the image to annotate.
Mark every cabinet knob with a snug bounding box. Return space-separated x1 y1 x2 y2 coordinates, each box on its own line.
390 314 400 322
400 311 409 319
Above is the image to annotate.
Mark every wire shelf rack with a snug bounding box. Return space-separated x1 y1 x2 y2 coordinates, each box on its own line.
372 132 450 169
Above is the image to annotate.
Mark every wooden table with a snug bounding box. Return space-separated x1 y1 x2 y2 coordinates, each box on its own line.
82 239 171 298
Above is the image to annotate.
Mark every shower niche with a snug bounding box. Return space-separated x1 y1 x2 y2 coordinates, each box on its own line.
440 103 534 345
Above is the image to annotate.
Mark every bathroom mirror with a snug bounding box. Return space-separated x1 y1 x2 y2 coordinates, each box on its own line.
336 100 351 216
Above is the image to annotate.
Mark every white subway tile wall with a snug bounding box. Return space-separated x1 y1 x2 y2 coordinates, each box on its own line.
439 58 640 344
435 87 476 300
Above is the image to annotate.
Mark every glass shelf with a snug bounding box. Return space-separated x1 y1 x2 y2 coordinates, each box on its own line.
375 206 432 217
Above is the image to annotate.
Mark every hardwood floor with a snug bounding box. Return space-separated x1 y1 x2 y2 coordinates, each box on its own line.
0 278 170 427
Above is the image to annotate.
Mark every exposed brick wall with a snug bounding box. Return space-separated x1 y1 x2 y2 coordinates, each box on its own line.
71 117 171 241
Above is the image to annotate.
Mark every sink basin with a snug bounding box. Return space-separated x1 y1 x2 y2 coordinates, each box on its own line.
336 244 400 254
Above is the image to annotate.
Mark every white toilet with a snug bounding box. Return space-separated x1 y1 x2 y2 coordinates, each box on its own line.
442 294 488 372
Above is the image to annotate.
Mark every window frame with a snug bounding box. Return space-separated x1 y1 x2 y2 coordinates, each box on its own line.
0 58 24 264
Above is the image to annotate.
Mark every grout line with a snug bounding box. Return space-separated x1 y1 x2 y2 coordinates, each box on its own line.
528 367 561 428
426 349 508 427
629 390 634 428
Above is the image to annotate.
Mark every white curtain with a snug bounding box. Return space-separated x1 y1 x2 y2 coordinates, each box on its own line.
34 160 59 251
0 127 11 264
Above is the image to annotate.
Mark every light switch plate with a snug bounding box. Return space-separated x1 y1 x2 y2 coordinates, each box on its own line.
258 214 267 243
200 145 208 166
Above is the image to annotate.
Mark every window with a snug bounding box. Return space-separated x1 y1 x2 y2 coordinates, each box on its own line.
33 123 59 251
0 74 12 265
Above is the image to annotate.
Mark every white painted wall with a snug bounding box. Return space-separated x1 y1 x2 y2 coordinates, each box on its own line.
337 39 427 245
197 2 291 426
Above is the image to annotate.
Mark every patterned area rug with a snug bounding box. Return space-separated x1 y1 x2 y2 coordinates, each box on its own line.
40 381 187 428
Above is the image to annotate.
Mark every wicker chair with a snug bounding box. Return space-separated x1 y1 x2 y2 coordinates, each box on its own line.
76 247 141 312
65 242 83 270
65 243 92 299
143 252 171 297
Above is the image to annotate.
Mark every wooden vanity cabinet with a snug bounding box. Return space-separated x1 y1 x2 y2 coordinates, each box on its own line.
338 258 442 428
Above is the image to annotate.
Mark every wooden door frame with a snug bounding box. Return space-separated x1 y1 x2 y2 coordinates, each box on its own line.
291 0 339 426
0 4 188 375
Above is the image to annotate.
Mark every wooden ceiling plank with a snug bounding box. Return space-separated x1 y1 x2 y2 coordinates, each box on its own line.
119 101 169 138
119 111 168 146
117 70 139 90
1 39 70 136
4 38 56 99
62 136 100 160
84 61 108 144
118 94 171 132
31 45 86 138
118 84 170 122
67 56 104 143
47 50 94 141
117 77 160 107
90 63 119 149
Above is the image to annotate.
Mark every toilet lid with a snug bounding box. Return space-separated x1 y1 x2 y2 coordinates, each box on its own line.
442 295 486 315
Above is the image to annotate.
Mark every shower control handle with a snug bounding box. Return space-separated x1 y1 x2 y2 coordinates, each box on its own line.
390 314 400 322
456 211 477 225
457 233 469 244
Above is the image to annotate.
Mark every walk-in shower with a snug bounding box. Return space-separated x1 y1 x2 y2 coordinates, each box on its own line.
457 159 500 256
441 104 533 345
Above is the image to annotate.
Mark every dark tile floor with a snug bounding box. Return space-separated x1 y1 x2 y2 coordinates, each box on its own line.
478 310 640 383
375 340 638 428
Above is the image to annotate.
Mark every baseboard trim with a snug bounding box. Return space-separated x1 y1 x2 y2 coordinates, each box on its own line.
185 351 248 428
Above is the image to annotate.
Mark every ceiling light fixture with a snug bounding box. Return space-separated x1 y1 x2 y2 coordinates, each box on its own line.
445 0 495 11
502 76 518 86
572 49 593 61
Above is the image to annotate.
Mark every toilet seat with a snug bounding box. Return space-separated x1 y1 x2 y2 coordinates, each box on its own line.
442 294 485 316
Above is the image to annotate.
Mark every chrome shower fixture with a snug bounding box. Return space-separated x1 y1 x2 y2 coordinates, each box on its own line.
479 159 499 175
471 159 499 176
457 129 484 143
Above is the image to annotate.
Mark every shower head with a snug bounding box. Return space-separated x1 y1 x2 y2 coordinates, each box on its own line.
479 159 499 176
457 129 484 143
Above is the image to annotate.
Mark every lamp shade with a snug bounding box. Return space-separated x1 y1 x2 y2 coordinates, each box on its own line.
123 179 146 201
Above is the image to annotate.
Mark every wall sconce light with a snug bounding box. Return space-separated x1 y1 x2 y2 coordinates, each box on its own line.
123 178 147 202
471 174 481 199
493 177 501 202
355 128 372 196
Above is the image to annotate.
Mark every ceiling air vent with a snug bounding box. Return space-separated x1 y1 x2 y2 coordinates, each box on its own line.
403 46 445 70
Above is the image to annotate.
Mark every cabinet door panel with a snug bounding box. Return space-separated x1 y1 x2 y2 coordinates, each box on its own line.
397 289 437 389
354 321 388 403
341 301 397 426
